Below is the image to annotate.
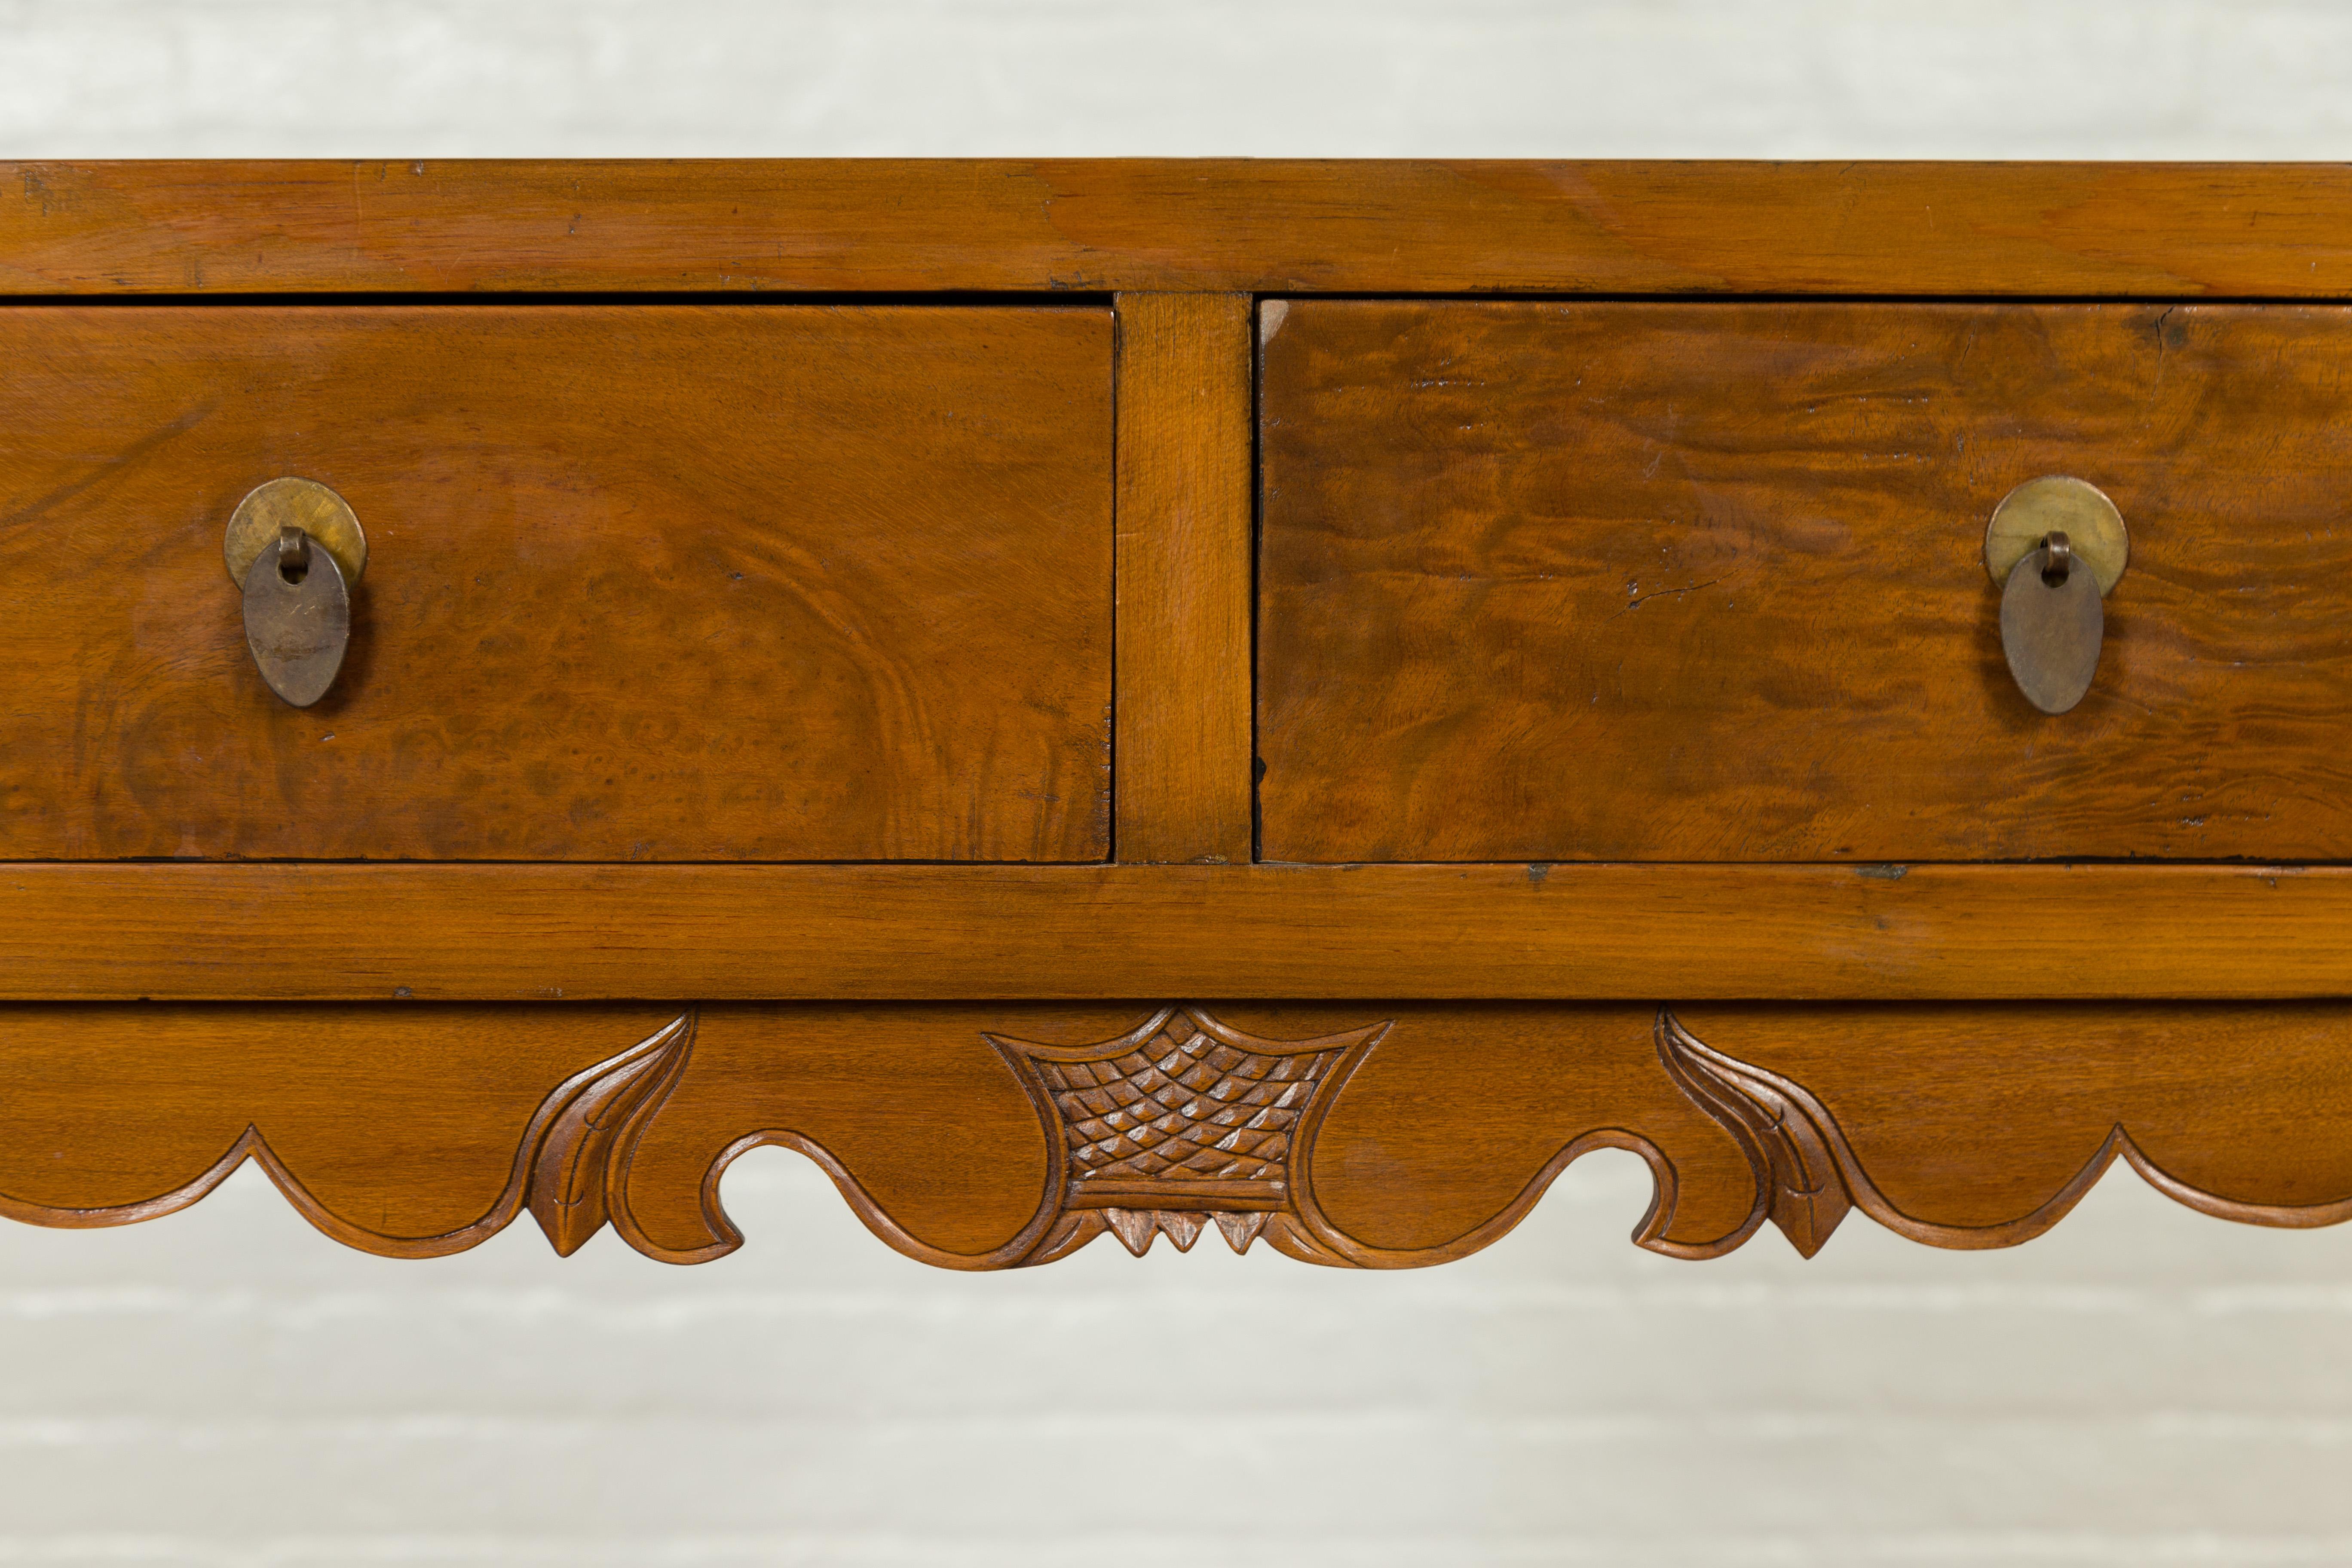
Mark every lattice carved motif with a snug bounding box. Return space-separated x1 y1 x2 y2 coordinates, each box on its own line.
15 1002 2352 1268
986 1007 1389 1263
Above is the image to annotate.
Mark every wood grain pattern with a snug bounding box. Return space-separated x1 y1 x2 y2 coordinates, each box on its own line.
1664 1004 2352 1252
15 162 2352 1279
552 999 2352 1266
1297 1002 1761 1263
612 1004 1390 1266
0 304 1112 861
0 1000 1724 1268
613 1004 1764 1267
1112 293 1254 864
14 1000 2343 1268
0 1003 683 1255
15 861 2352 1001
611 1004 1082 1267
15 160 2352 297
1261 301 2352 863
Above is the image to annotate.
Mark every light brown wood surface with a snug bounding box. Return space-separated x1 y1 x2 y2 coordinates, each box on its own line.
0 304 1112 861
1668 1003 2352 1253
14 161 2352 296
1261 300 2352 863
618 1004 1133 1265
1295 1003 1756 1257
11 160 2352 1271
0 1003 679 1253
5 862 2352 1001
1112 293 1254 864
10 999 2350 1267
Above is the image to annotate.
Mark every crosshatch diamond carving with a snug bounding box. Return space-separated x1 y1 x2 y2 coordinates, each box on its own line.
986 1007 1390 1264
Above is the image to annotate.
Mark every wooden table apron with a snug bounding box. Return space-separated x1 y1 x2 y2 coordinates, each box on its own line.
5 160 2352 1271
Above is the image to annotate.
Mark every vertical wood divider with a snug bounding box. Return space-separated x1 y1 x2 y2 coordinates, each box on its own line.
1113 292 1256 864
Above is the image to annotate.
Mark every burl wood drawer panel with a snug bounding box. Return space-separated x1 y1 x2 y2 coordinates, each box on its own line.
1258 300 2352 864
0 304 1111 861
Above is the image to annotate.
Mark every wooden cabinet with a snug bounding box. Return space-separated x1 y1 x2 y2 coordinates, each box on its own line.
7 160 2352 1270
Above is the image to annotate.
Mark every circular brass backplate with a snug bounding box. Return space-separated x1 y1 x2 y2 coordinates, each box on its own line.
1984 475 2127 597
224 478 367 587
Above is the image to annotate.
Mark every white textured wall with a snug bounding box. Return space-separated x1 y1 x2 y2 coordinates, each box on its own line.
9 1159 2352 1565
8 0 2352 158
8 3 2352 1564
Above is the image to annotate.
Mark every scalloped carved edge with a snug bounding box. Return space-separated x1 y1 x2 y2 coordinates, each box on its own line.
0 1011 696 1259
21 1004 2352 1267
609 1007 1398 1268
1282 1011 1732 1266
611 1005 1743 1271
1656 1006 2352 1253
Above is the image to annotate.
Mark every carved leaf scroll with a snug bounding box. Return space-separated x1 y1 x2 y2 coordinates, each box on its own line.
1655 1009 1849 1257
526 1011 697 1254
598 1004 2352 1268
15 1001 2352 1269
1654 1005 2352 1255
0 1006 695 1259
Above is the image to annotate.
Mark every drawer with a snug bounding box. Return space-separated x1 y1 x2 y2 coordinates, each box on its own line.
1259 300 2352 864
0 305 1111 861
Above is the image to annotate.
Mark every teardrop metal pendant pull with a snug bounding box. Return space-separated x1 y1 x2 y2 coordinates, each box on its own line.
228 478 365 708
1986 477 2128 716
1999 533 2103 715
242 524 351 707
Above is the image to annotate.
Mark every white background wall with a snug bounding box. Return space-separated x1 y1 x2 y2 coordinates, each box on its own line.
7 3 2352 1563
11 0 2352 159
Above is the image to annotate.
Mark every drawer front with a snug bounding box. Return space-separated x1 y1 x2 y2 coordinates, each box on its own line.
0 305 1111 861
1259 301 2352 864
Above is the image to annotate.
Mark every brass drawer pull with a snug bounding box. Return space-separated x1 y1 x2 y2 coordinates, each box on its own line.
1985 477 2128 715
224 478 367 708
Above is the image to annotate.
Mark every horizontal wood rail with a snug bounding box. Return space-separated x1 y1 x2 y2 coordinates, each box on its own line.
1 862 2347 1002
10 161 2352 297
